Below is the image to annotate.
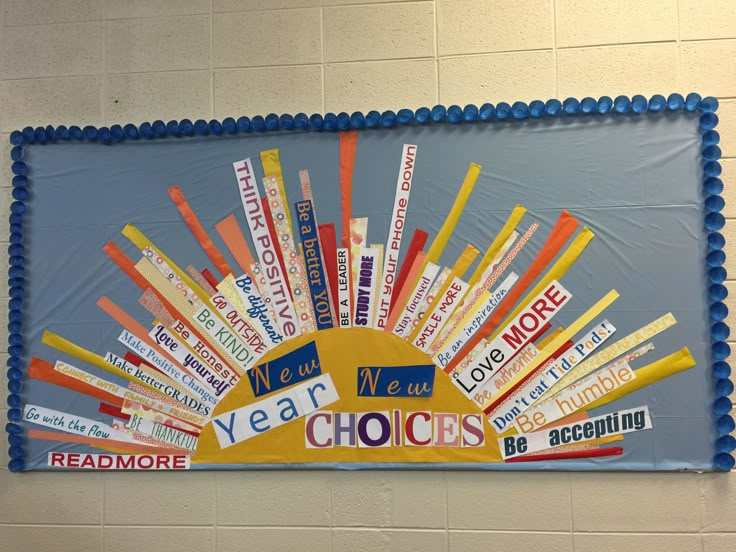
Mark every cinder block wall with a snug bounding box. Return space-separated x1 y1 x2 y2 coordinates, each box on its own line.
1 1 735 551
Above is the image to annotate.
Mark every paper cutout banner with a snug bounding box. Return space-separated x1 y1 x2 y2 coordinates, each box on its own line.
7 93 728 472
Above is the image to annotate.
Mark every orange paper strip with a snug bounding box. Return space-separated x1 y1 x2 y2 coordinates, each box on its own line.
445 211 579 372
214 214 257 276
168 185 232 278
340 131 358 248
103 241 149 291
28 357 124 407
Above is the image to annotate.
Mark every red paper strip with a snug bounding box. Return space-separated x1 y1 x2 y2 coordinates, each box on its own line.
186 265 218 296
445 211 579 372
201 268 220 289
389 228 429 313
340 131 358 249
123 352 143 367
28 429 179 456
98 403 130 421
506 446 624 463
168 185 233 278
319 223 340 314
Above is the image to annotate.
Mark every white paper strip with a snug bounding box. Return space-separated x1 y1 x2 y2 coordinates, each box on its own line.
376 144 417 329
500 406 652 460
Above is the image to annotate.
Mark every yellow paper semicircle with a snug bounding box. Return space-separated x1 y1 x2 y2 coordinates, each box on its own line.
193 327 504 465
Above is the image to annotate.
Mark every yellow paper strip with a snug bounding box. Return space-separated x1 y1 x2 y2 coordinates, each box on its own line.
582 348 696 412
451 244 480 279
426 163 481 264
261 149 292 231
468 204 526 286
537 327 565 349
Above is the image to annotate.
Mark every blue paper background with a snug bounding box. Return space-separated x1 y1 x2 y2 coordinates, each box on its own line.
20 111 712 470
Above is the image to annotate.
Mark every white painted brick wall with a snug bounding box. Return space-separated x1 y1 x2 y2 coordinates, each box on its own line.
0 1 734 550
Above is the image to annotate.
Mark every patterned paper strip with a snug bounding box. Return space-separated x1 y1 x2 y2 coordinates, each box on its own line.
477 231 518 284
251 262 280 331
349 217 368 309
104 351 198 405
300 169 313 201
142 246 202 309
263 175 317 334
500 406 652 461
261 149 293 231
148 322 234 399
409 267 451 339
515 361 637 434
128 382 209 426
468 205 527 286
430 224 536 356
139 288 176 328
445 214 583 373
53 360 208 425
123 224 211 306
121 400 201 434
126 411 198 452
186 265 217 296
42 329 162 396
545 313 677 396
133 259 249 373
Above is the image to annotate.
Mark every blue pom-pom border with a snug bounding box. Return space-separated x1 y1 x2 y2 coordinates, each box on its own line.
7 93 731 471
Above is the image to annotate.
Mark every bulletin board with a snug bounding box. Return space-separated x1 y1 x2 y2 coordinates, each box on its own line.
6 94 734 472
